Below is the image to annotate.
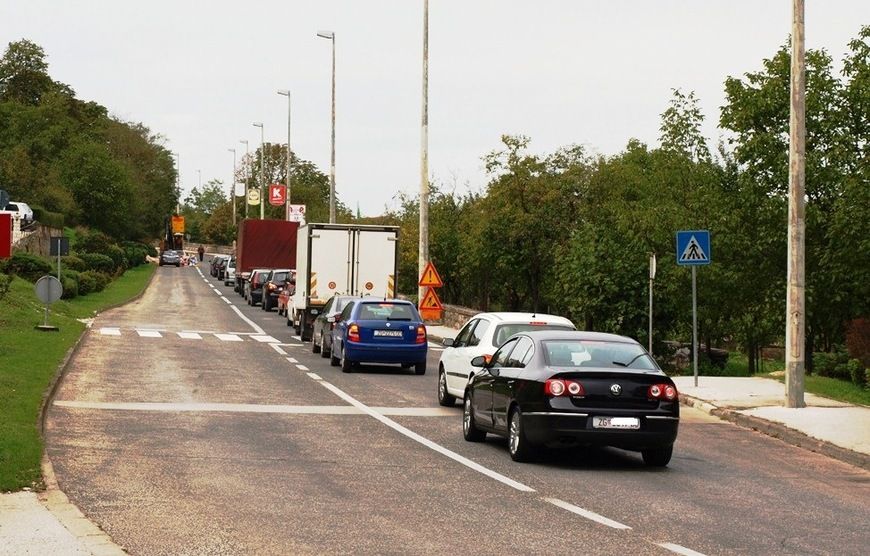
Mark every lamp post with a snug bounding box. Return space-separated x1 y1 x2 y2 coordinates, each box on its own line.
317 30 336 223
240 139 249 218
252 122 265 219
277 89 292 221
227 148 237 226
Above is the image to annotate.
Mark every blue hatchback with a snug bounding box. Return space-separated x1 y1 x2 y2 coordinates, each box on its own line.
330 299 428 375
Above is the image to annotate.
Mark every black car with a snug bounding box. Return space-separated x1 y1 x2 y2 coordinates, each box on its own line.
217 257 230 281
261 269 293 311
246 269 271 306
463 330 679 466
159 250 181 267
310 295 357 357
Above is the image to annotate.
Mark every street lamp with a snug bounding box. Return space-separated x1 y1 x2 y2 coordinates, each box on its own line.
240 139 249 218
317 30 336 223
277 89 292 221
227 148 237 226
252 122 265 219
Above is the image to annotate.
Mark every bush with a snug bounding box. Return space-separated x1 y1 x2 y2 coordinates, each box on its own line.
62 255 87 272
74 230 114 254
813 352 837 377
81 270 111 293
121 242 148 267
145 243 158 257
847 359 866 387
3 252 53 283
78 253 115 274
77 271 98 295
32 206 65 228
60 275 78 299
105 245 128 274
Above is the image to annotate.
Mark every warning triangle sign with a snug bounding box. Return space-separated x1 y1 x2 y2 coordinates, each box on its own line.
418 261 443 287
419 288 443 310
679 235 708 262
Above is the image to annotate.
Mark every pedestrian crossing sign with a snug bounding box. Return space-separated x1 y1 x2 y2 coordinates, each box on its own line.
676 230 711 266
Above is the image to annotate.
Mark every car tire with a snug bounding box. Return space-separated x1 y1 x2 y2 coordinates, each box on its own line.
341 350 353 373
463 395 486 442
286 316 293 327
508 406 535 462
175 263 180 267
414 361 426 375
320 335 330 358
330 348 340 367
438 367 456 406
312 333 321 353
641 446 673 468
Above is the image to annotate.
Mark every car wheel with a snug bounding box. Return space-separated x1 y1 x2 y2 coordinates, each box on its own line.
286 316 293 327
312 332 321 353
414 361 426 375
341 350 353 373
320 334 330 358
175 263 180 267
330 347 340 367
463 395 486 442
508 406 535 462
438 367 456 407
641 446 673 467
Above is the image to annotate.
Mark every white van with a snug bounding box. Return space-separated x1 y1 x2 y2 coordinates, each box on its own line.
2 202 34 224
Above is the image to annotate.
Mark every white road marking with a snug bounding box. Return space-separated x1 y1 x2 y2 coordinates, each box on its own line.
177 332 202 340
286 357 298 363
251 335 280 343
316 380 535 493
230 306 266 335
136 329 162 338
214 333 242 342
543 498 631 530
296 364 309 371
657 543 708 556
306 373 322 380
99 328 121 336
291 335 302 341
223 298 232 304
274 343 298 347
270 344 287 355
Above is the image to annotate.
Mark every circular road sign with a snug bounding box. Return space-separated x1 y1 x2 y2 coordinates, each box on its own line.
35 275 63 304
247 188 261 205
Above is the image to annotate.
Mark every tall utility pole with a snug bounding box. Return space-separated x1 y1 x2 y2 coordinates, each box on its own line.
418 0 430 305
240 139 249 219
648 253 656 355
785 0 807 408
253 122 265 219
173 152 180 214
227 148 237 226
278 89 292 220
317 30 336 223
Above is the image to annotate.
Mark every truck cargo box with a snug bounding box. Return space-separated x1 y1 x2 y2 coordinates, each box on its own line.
236 219 299 273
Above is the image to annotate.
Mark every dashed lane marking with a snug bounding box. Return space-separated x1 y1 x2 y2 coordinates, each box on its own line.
177 332 202 340
295 364 309 371
214 333 242 342
223 297 232 304
136 329 162 338
543 498 631 530
286 357 298 364
306 373 322 380
657 543 708 556
291 335 302 341
271 344 287 355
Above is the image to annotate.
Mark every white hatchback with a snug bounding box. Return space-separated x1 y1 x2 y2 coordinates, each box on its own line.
436 312 576 406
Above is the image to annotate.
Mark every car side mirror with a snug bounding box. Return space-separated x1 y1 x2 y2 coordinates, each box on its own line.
442 338 454 347
470 355 492 368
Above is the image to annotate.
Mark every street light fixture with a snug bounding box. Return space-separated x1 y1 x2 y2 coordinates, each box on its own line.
252 122 265 220
277 89 292 221
240 139 249 218
227 148 237 226
317 30 336 223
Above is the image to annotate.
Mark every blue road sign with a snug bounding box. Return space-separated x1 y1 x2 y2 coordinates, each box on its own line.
676 230 711 266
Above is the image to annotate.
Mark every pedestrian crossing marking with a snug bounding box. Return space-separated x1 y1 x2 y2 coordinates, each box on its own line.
214 333 242 342
178 332 202 340
136 329 162 338
100 327 121 336
251 335 280 343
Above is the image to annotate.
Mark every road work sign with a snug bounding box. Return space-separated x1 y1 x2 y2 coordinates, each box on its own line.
676 230 711 266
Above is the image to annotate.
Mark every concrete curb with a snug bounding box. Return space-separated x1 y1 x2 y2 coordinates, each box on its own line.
33 266 158 555
680 394 870 472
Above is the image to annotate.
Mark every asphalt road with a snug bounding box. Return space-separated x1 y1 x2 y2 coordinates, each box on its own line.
46 265 870 555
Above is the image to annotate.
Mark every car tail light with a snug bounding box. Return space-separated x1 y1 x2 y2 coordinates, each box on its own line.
544 379 585 397
348 324 360 342
648 383 678 401
415 325 427 344
529 321 547 326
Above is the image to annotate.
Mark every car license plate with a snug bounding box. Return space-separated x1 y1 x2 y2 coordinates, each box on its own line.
374 330 403 338
592 416 640 430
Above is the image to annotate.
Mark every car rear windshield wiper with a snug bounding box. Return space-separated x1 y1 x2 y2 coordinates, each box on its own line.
612 353 646 368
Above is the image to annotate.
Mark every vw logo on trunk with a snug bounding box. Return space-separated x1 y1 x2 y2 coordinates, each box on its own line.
610 384 622 396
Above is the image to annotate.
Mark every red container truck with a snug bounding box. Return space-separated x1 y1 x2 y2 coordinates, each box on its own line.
235 219 299 294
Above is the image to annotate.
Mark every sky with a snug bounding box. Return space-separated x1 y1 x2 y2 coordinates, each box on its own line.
2 1 868 215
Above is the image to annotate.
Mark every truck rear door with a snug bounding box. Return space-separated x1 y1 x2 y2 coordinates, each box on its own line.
309 227 353 302
353 229 398 297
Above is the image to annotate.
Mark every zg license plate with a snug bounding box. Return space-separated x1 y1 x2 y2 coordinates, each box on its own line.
592 416 640 430
373 330 403 338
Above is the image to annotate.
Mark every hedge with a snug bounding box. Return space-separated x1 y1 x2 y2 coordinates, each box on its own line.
3 252 53 283
77 253 115 274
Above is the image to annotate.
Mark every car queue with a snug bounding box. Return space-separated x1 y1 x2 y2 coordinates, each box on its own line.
199 252 679 468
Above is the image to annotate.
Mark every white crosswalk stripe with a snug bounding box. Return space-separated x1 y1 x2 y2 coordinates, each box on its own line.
99 327 121 336
177 332 202 340
214 333 242 342
136 329 162 338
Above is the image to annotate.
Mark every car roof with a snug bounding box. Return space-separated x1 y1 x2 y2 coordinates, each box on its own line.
515 329 641 345
472 312 575 327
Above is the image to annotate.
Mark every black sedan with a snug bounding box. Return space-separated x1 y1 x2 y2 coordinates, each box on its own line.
463 330 679 466
158 250 181 267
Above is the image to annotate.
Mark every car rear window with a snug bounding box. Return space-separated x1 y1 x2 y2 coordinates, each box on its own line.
543 340 656 370
492 324 574 347
357 303 417 321
272 271 289 282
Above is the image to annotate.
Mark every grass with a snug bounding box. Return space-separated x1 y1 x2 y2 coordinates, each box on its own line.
765 373 870 407
0 264 155 492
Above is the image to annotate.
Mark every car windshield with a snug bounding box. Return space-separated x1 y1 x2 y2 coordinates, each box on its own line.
492 324 574 347
543 340 657 370
357 302 416 321
272 271 289 282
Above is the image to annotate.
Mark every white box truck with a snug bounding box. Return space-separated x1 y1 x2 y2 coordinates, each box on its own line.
291 223 400 341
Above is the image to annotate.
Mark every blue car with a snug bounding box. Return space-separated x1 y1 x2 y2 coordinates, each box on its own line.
330 299 428 375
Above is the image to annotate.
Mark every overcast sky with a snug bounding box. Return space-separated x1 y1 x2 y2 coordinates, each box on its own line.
2 1 867 215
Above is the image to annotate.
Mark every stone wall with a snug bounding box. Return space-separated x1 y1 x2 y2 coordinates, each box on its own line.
440 303 479 329
15 224 63 257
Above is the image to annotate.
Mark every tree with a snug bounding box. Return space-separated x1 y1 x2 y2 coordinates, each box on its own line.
0 40 72 105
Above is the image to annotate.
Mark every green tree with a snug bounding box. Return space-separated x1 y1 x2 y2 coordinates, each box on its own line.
0 39 72 105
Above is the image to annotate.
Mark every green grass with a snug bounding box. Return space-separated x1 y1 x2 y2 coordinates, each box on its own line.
766 373 870 407
0 264 155 492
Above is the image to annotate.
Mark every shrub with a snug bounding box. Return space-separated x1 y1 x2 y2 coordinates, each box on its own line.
3 252 53 283
121 242 148 267
62 255 87 272
847 359 866 387
32 206 65 228
82 270 111 293
145 243 158 257
78 253 115 274
77 271 98 295
60 275 78 299
813 352 837 377
74 230 114 254
105 245 128 274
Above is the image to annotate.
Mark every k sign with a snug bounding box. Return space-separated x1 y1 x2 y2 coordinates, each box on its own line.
268 184 286 206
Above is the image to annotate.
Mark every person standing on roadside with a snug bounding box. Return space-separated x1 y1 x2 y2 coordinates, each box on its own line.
197 245 205 265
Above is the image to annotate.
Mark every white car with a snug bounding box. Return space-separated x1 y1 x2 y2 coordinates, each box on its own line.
1 201 34 224
223 258 236 286
437 312 576 406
